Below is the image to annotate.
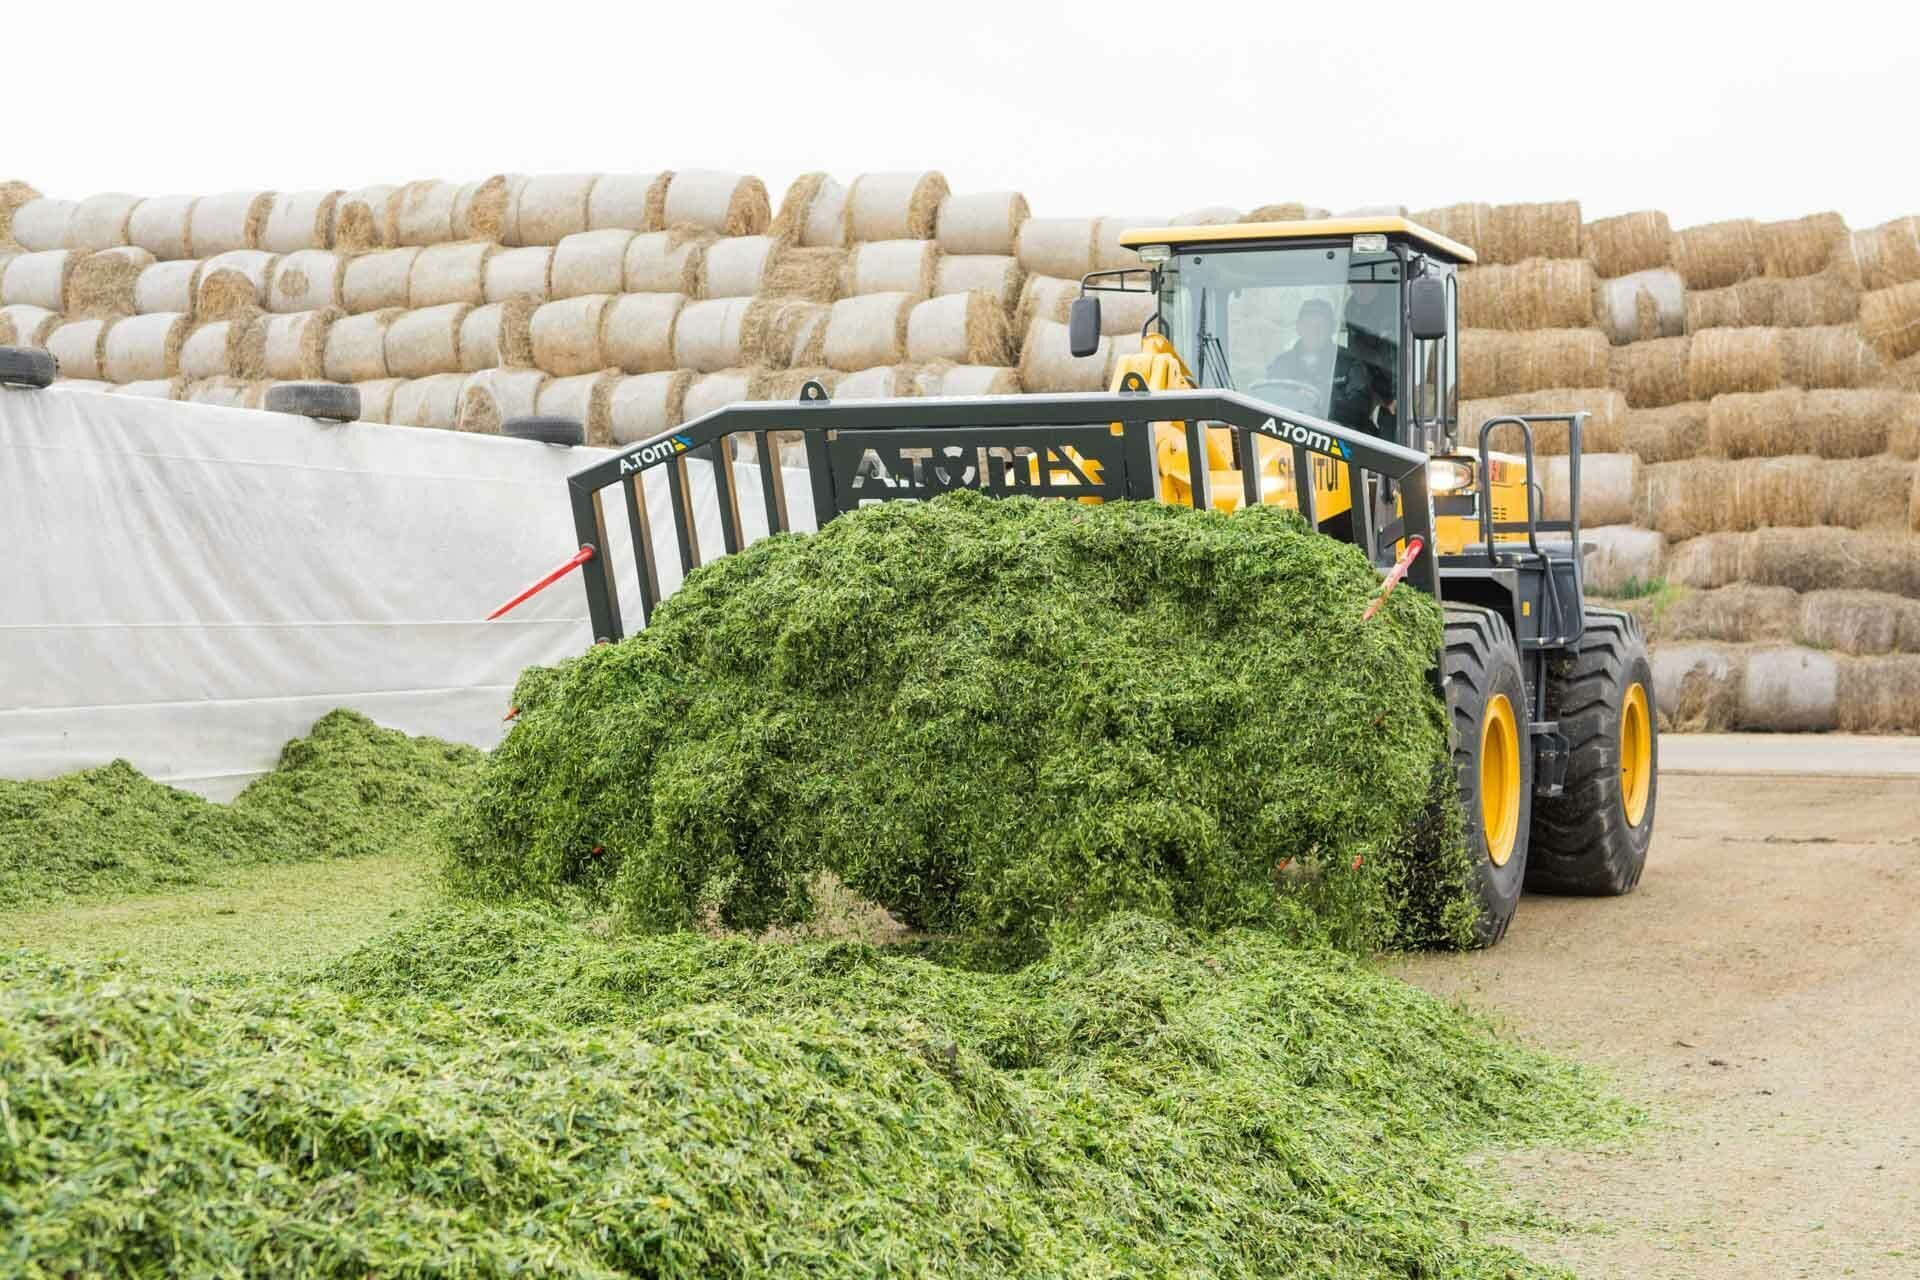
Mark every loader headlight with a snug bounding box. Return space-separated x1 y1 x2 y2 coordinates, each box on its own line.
1428 458 1477 493
1136 243 1172 264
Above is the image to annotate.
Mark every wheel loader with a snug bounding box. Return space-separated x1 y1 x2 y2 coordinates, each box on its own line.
542 216 1658 944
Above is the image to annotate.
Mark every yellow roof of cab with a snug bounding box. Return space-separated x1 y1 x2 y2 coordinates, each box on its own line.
1117 216 1477 264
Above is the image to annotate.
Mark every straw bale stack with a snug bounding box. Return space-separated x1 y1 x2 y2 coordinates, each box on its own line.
2 250 81 311
1243 202 1323 222
1019 318 1111 392
135 260 199 315
1662 527 1920 597
1094 215 1161 271
1912 465 1920 533
761 245 846 302
934 254 1023 315
1099 289 1157 337
1851 216 1920 291
1582 210 1672 277
680 368 760 421
529 295 611 376
609 370 694 443
1620 402 1707 462
1621 583 1800 645
769 173 849 248
67 246 154 315
833 365 921 400
845 172 948 242
1636 456 1916 538
1410 203 1491 256
674 296 753 372
1685 278 1778 332
510 174 597 247
0 304 59 348
269 250 347 312
67 194 140 252
1480 201 1582 264
759 367 838 400
189 192 272 256
1017 275 1079 331
353 378 404 424
1459 387 1628 453
1649 645 1743 731
905 291 1011 365
389 373 469 430
386 304 473 378
407 242 492 308
1860 280 1920 362
1541 452 1636 525
1614 337 1695 408
1769 271 1859 327
0 181 38 241
456 367 548 434
180 319 265 381
919 364 1021 397
127 195 197 260
602 292 684 374
1670 219 1761 290
46 318 115 380
101 312 188 383
1173 204 1246 224
458 299 536 371
741 297 829 368
1836 654 1920 731
342 249 420 313
1781 324 1883 388
551 229 635 299
1686 327 1782 399
260 308 342 380
1741 647 1839 731
323 309 400 383
1596 268 1685 344
845 239 938 296
1457 258 1596 329
585 172 670 234
699 235 775 299
935 191 1029 256
1459 328 1609 399
7 196 74 251
1709 388 1918 459
196 251 278 320
1799 589 1920 654
823 292 914 373
260 190 341 253
1582 525 1666 594
625 229 713 295
662 170 770 238
1016 218 1098 280
482 246 553 303
1757 212 1848 278
386 181 464 247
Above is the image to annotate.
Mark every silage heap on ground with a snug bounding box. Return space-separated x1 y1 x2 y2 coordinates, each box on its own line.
1 908 1629 1279
452 492 1472 949
0 710 480 909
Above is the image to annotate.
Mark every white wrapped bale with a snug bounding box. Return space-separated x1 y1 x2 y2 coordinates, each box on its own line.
1742 647 1839 731
1016 275 1078 330
0 304 59 348
586 172 670 232
483 246 553 302
1542 453 1638 527
68 194 141 251
832 365 918 400
845 172 948 241
182 377 258 408
10 198 78 251
135 260 200 315
1019 318 1110 392
662 170 770 237
624 230 712 294
102 312 189 382
906 291 1010 364
1095 215 1163 271
47 318 115 380
342 248 421 313
845 239 937 296
762 245 845 302
323 309 399 382
770 173 847 247
385 303 472 379
1099 289 1157 337
936 191 1030 256
0 182 37 242
673 297 752 373
1172 204 1244 225
1598 268 1686 344
389 373 469 429
179 319 266 380
387 180 464 246
1 250 80 311
530 295 610 376
681 369 758 421
355 377 405 424
1581 526 1666 595
190 192 273 256
822 292 914 373
602 293 684 374
924 364 1020 397
260 190 341 253
451 175 515 242
1017 218 1097 279
700 235 775 298
195 251 278 320
550 229 635 299
742 298 830 368
269 250 347 312
127 195 198 260
261 308 342 380
511 174 598 246
67 246 155 315
935 254 1024 316
459 299 536 370
536 370 619 444
609 370 693 442
458 367 549 433
333 185 397 252
408 242 493 308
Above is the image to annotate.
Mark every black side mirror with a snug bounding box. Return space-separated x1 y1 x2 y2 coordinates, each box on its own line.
1068 294 1103 357
1408 275 1447 341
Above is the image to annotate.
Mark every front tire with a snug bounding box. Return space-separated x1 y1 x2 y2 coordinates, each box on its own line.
1443 605 1534 946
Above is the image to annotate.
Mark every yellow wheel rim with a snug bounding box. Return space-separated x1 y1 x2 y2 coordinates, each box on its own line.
1480 693 1521 867
1621 681 1653 827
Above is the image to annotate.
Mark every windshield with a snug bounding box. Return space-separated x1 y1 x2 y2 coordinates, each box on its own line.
1157 245 1402 438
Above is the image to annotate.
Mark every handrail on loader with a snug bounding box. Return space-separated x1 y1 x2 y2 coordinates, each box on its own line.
560 384 1441 644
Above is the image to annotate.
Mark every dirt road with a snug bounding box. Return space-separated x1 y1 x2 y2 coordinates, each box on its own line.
1396 735 1920 1278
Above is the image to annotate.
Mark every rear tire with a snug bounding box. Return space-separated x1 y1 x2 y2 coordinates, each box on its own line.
1443 605 1534 946
1528 609 1657 894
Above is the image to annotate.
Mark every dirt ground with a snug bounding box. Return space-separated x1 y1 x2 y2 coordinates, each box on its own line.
1395 740 1920 1278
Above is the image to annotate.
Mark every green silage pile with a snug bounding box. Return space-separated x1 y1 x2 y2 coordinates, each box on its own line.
0 710 481 909
0 910 1628 1279
452 492 1474 949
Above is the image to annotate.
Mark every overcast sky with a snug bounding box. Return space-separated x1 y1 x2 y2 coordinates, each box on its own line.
11 0 1915 230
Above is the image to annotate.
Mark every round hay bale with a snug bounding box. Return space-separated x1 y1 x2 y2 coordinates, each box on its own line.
1541 451 1636 525
1481 201 1582 264
1781 325 1882 389
845 239 937 296
832 365 920 401
342 248 421 313
1458 258 1597 330
1581 525 1666 595
1 250 80 311
113 378 186 399
936 191 1030 256
1859 280 1920 362
385 302 472 379
1739 527 1920 597
758 367 838 401
1890 396 1920 461
535 370 620 443
322 309 399 382
602 292 684 374
459 298 536 371
1685 278 1779 332
1460 387 1628 453
1409 203 1491 256
923 364 1020 397
1099 289 1158 337
509 174 597 247
609 370 694 442
1670 219 1761 291
189 192 273 256
0 304 59 348
583 172 670 234
673 296 753 372
1243 202 1324 222
1686 327 1782 400
268 250 347 313
66 193 140 252
1175 204 1248 224
624 229 712 295
260 190 341 253
1660 531 1747 589
8 197 75 251
182 377 253 408
45 317 114 380
0 181 39 241
1757 212 1848 278
1094 215 1163 271
457 367 549 434
101 312 188 383
1016 217 1098 280
1582 210 1672 278
1714 387 1913 459
1596 268 1685 344
66 246 155 316
1634 584 1799 645
260 308 342 381
127 195 197 260
135 259 199 315
662 170 770 237
934 253 1023 316
905 291 1010 365
1635 459 1736 540
1799 589 1920 655
406 242 493 309
822 292 914 373
845 172 948 242
1830 457 1918 529
452 175 515 242
194 251 278 321
1706 389 1804 459
680 368 760 421
1621 402 1707 462
1913 466 1920 533
768 172 848 248
482 245 553 303
1771 271 1859 327
179 320 265 381
1836 654 1920 731
741 297 830 368
700 235 775 299
1609 336 1693 407
353 377 404 424
762 245 846 302
332 186 394 253
386 180 463 247
1852 216 1920 291
389 373 469 430
1740 647 1838 731
1019 318 1110 393
551 229 636 300
529 294 611 376
1017 274 1079 331
1460 328 1610 400
1650 644 1743 731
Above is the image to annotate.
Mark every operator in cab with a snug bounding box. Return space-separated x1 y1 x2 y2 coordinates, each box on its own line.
1265 296 1397 439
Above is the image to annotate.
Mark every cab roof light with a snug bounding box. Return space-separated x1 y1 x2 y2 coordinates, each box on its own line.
1352 233 1388 254
1135 243 1172 264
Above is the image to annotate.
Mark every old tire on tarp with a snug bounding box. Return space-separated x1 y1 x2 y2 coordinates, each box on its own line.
1527 609 1657 895
0 345 56 388
265 381 360 422
504 414 583 447
1444 603 1533 946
